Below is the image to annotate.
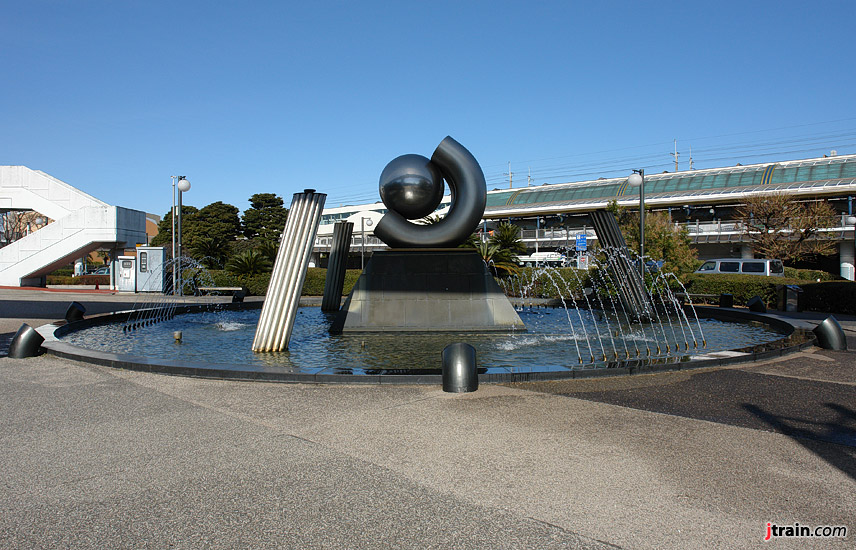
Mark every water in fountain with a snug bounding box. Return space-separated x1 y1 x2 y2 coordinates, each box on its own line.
59 244 787 374
120 256 222 332
499 243 708 366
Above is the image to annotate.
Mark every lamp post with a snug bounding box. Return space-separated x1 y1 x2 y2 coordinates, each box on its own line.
360 217 373 270
171 176 191 295
846 215 856 281
26 216 44 235
627 169 645 279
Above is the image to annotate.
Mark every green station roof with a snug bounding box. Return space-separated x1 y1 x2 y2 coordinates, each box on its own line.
484 154 856 217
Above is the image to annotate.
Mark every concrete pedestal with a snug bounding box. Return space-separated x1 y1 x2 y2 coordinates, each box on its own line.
330 249 525 333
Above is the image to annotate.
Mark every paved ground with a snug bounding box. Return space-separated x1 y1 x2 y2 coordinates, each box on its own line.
1 288 854 548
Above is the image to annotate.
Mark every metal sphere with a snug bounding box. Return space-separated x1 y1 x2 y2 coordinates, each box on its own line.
379 154 444 220
627 172 643 187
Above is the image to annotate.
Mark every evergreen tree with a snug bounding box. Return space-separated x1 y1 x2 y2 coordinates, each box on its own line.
242 193 288 242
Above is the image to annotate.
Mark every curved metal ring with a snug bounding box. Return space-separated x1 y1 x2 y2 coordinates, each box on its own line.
374 136 486 248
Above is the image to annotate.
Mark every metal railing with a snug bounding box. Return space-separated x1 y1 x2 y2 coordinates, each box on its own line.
312 218 856 252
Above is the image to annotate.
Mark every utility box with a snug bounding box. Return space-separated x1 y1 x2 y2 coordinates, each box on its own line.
136 246 166 293
116 256 136 293
778 284 803 312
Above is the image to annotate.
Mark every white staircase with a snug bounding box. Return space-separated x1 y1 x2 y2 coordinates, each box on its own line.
0 166 147 286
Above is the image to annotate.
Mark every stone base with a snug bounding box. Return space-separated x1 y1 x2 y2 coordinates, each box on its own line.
330 249 525 333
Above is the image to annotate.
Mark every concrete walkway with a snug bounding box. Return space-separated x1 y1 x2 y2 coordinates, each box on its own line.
0 288 853 548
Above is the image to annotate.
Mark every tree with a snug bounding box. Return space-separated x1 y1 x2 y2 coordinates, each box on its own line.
608 200 697 274
488 222 527 260
197 201 242 245
472 241 519 276
242 193 288 242
151 201 240 262
150 205 199 250
1 211 50 245
418 214 443 225
226 249 272 275
255 239 279 264
192 237 227 269
736 193 836 262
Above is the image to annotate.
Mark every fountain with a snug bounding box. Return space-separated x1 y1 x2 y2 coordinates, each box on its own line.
34 137 815 383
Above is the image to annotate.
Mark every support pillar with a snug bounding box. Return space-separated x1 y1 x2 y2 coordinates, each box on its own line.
109 247 122 290
740 244 753 259
840 241 855 281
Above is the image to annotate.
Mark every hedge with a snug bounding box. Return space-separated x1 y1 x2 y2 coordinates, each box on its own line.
498 267 591 298
46 275 110 286
676 274 803 306
204 268 361 296
799 282 856 315
782 267 842 282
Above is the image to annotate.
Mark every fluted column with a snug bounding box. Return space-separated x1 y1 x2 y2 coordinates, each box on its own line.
252 190 326 352
321 221 353 311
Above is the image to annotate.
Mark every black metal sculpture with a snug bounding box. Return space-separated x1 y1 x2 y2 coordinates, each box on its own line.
8 324 44 358
375 136 486 248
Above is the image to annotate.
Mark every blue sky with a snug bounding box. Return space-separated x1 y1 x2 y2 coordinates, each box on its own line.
3 0 855 217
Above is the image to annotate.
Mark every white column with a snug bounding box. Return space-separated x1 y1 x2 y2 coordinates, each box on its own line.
840 241 855 281
253 190 327 352
740 244 753 259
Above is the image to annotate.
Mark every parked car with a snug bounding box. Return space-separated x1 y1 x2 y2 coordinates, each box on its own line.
694 258 784 277
517 252 567 267
92 266 110 275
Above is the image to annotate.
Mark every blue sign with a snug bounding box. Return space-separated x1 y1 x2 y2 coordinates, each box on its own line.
575 234 587 251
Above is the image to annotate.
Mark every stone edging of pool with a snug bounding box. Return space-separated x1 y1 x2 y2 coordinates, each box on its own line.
37 303 816 385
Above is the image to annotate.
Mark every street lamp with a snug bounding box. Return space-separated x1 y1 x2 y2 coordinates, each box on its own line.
846 215 856 281
361 217 374 270
26 216 45 235
171 176 191 295
627 169 645 279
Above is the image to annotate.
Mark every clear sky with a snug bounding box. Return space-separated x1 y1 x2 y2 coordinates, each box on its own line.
3 0 855 217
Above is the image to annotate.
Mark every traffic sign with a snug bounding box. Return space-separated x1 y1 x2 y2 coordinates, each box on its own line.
575 234 587 251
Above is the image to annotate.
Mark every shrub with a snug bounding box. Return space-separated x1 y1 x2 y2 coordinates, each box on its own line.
498 267 591 299
301 268 360 296
46 275 109 286
226 249 272 275
782 267 841 281
205 268 361 296
799 281 856 315
207 270 270 296
678 274 802 306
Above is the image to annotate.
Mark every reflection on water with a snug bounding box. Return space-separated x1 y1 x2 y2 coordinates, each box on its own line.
61 307 783 372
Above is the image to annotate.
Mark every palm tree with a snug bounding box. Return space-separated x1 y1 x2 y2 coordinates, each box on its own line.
255 239 279 264
488 222 527 260
226 249 272 275
191 237 227 269
474 241 519 276
418 214 444 225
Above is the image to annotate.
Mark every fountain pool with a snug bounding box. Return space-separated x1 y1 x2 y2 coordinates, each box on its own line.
42 303 809 383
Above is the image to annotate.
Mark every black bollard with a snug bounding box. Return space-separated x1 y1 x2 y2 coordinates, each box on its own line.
813 316 847 350
746 295 766 313
65 301 86 323
442 343 478 393
8 324 44 358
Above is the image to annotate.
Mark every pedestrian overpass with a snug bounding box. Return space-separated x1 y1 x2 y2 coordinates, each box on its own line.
0 166 147 287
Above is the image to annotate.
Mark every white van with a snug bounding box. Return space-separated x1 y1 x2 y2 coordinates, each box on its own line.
694 258 784 276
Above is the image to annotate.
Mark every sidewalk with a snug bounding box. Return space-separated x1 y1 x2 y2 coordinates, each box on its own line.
0 290 853 548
